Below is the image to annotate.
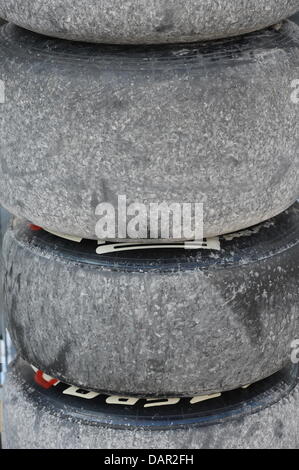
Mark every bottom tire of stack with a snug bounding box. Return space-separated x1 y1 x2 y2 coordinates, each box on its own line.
3 202 299 398
3 357 299 449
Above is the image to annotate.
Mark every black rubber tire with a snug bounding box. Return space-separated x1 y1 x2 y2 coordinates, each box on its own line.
3 203 299 397
291 12 299 24
3 358 299 449
0 1 298 44
0 22 298 240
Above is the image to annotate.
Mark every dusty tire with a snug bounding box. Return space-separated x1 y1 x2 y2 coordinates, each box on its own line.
292 12 299 24
3 358 299 449
0 1 298 44
3 203 299 397
0 22 298 240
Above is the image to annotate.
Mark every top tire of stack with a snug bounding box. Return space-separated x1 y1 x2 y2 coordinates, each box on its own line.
0 21 298 240
0 1 298 44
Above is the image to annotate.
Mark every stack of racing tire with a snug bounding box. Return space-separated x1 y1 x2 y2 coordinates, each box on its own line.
0 1 299 449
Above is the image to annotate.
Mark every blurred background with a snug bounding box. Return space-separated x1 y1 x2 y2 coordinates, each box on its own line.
0 208 12 390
